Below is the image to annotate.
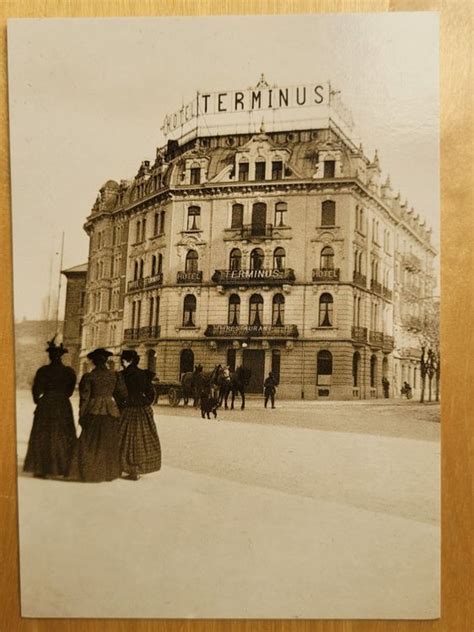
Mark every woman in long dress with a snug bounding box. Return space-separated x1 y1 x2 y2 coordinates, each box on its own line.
24 338 77 478
68 348 126 483
118 350 161 481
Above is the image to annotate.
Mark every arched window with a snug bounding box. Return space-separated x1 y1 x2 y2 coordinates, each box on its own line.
249 294 264 326
231 204 244 229
187 206 201 231
180 349 194 376
185 250 199 273
250 248 264 271
229 248 242 271
320 246 334 270
274 202 287 227
370 354 377 388
272 294 285 326
251 203 267 236
353 352 360 387
273 247 286 270
317 350 333 385
228 294 240 326
319 293 333 327
183 294 197 327
321 200 336 226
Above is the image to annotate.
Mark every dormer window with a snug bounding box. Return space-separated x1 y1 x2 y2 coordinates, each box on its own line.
238 161 249 182
255 160 266 181
190 167 201 185
324 160 335 178
272 161 283 180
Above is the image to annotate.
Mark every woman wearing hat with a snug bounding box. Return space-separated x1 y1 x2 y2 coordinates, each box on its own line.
24 337 77 478
68 348 127 482
118 349 161 480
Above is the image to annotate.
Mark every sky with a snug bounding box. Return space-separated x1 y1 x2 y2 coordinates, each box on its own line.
7 12 439 321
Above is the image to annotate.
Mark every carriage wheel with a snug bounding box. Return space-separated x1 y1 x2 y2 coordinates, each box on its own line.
168 387 180 407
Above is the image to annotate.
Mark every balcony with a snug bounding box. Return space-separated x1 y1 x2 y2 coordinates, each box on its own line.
204 324 299 339
351 326 368 343
127 278 144 292
212 268 295 286
370 279 383 295
383 287 393 301
140 325 161 340
402 253 422 271
241 224 274 239
369 331 384 347
177 270 203 284
124 326 161 342
144 273 163 289
382 335 395 351
312 268 340 282
353 271 367 289
124 328 140 341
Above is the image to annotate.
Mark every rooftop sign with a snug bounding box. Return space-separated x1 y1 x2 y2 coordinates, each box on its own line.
161 77 331 138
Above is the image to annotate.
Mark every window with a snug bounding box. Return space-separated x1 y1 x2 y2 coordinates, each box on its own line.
250 248 264 271
228 294 240 326
135 300 142 328
274 202 287 227
273 247 286 270
249 294 264 326
141 219 147 242
272 161 283 180
153 213 159 236
157 253 163 274
352 352 360 387
80 291 86 309
251 202 267 235
151 255 157 276
183 294 197 327
149 297 155 327
271 350 281 384
160 211 166 234
320 246 334 270
231 204 244 228
229 248 242 271
272 294 285 326
317 350 333 385
370 354 377 388
135 220 141 243
190 166 201 185
133 260 139 280
323 160 335 178
238 161 249 182
139 259 144 279
187 206 201 231
255 160 266 181
319 293 334 327
154 296 160 327
185 250 199 273
321 200 336 226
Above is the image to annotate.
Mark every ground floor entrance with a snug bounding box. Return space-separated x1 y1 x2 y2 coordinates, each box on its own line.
242 349 265 393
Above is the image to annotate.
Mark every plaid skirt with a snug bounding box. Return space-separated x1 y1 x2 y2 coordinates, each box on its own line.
119 405 161 475
68 414 121 483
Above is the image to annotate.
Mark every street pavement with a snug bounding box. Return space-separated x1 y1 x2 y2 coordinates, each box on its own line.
15 391 440 619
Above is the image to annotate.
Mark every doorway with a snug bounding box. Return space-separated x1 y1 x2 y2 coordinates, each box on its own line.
242 349 265 393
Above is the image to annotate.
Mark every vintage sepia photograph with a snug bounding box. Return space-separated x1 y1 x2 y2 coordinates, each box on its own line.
8 12 440 619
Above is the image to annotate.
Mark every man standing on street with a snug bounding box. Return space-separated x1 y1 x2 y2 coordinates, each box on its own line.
264 372 277 409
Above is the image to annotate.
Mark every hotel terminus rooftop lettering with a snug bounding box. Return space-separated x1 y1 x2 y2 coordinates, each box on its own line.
62 77 437 400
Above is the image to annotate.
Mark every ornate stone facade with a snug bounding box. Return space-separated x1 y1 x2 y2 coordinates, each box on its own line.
73 95 437 400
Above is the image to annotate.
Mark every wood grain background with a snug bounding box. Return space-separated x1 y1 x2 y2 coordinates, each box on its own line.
0 1 472 630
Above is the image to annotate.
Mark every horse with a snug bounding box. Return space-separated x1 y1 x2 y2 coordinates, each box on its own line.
180 371 195 406
222 366 252 410
190 364 221 407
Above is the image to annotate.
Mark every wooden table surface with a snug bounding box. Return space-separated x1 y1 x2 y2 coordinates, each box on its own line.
0 1 472 630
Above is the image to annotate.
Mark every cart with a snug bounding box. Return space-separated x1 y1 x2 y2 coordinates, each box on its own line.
152 379 184 407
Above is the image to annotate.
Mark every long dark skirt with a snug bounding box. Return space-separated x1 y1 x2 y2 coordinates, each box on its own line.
119 405 161 475
68 414 121 482
23 393 76 477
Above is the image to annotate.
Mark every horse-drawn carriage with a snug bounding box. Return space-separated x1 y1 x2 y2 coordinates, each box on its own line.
151 365 251 409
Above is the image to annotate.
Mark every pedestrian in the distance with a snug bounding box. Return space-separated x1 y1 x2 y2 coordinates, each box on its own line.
264 371 277 409
118 350 161 481
68 348 126 483
382 376 390 398
24 337 77 478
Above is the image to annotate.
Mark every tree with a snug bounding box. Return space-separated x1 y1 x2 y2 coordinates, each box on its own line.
418 301 440 403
